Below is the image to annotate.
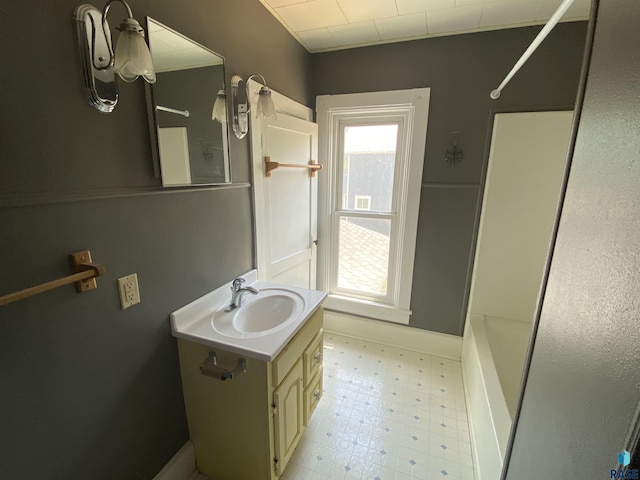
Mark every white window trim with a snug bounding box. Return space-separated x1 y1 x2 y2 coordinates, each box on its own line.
316 88 430 325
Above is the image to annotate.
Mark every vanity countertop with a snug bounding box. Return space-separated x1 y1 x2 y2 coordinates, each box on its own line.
170 270 327 361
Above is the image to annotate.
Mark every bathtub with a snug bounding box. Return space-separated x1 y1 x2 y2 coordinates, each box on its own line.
462 313 532 480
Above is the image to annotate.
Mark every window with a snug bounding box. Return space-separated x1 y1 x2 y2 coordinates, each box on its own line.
337 123 397 298
316 89 430 324
354 195 371 211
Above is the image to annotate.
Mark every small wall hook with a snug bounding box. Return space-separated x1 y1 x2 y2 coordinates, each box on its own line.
445 132 463 168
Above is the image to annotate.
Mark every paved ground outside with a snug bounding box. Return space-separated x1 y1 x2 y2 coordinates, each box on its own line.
338 219 390 295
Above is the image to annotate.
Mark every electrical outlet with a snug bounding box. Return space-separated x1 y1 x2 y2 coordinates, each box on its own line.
117 273 141 310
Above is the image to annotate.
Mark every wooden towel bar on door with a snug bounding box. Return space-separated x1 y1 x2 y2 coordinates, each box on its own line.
0 250 106 306
264 156 323 178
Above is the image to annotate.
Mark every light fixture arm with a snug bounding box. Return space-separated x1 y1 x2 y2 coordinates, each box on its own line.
92 0 141 71
244 73 269 114
103 0 133 20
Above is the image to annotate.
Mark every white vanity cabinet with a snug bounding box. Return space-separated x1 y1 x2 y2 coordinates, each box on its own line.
177 307 323 480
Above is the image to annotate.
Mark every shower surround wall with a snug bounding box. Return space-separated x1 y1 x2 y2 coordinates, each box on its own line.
505 1 640 476
0 1 310 479
461 110 574 480
311 21 587 336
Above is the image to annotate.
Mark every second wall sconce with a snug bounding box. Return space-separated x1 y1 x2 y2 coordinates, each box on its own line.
231 74 277 139
211 88 227 124
74 0 156 113
445 132 463 168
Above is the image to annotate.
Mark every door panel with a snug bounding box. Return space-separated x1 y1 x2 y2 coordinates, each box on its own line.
253 112 318 289
267 145 311 262
273 360 303 476
270 260 312 289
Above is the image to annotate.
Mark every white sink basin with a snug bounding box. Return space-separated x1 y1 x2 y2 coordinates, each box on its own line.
170 271 327 361
211 288 305 338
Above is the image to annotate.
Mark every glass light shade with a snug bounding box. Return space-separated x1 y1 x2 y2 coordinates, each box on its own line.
113 20 156 83
212 91 227 123
256 88 277 119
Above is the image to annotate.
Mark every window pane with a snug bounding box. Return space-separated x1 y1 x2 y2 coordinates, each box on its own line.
342 124 398 212
337 216 391 296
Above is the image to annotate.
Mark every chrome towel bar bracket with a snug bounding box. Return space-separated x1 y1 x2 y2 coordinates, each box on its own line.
200 352 247 381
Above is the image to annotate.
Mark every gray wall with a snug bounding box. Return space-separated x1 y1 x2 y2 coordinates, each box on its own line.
0 1 310 479
312 22 587 335
505 1 640 477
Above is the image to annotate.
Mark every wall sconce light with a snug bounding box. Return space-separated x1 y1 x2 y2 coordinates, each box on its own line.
74 0 156 113
211 88 227 124
445 132 463 168
231 74 277 139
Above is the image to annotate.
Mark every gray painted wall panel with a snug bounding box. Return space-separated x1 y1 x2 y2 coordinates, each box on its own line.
0 0 310 478
411 186 480 333
0 188 254 478
312 23 587 335
505 1 640 477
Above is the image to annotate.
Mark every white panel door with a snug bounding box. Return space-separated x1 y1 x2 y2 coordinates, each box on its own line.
253 113 318 289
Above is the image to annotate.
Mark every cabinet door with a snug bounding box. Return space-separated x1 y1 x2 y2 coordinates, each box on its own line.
304 367 323 426
273 359 304 476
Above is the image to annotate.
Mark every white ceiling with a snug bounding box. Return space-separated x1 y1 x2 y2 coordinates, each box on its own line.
258 0 591 52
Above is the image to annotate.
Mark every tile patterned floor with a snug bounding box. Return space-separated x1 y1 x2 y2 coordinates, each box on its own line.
282 333 475 480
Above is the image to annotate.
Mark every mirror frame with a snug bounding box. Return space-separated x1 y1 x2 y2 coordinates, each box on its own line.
144 17 231 187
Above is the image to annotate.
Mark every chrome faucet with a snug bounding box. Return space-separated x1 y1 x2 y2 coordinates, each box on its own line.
227 278 259 311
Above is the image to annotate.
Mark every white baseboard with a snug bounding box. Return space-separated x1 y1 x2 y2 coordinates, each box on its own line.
323 310 462 360
152 441 196 480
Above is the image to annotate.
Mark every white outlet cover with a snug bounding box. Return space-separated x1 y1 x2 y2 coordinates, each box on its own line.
118 273 141 310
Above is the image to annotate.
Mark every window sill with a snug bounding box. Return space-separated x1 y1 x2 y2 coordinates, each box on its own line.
323 294 411 325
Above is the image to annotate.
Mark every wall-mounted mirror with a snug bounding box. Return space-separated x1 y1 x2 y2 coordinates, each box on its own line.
146 18 230 186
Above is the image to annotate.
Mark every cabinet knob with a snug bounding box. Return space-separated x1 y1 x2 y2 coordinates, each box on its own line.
314 352 323 364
